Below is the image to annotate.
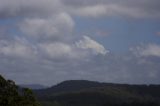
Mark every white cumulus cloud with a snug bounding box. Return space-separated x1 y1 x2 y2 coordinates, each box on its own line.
0 37 37 58
76 36 108 55
19 12 74 40
39 42 72 59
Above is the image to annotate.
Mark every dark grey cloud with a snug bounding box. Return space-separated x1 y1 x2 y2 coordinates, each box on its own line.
62 0 160 9
0 0 62 18
62 0 160 18
0 0 160 19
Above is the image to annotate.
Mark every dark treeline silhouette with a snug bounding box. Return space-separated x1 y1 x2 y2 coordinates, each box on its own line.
0 75 41 106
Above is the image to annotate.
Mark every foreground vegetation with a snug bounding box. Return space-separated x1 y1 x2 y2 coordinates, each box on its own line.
0 75 41 106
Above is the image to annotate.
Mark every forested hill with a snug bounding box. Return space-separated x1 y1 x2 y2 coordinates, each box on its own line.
0 75 41 106
35 80 160 98
34 80 160 106
1 74 160 106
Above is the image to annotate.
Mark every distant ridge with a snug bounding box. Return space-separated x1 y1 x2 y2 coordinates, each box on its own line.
34 80 160 97
34 80 108 94
34 80 160 106
20 84 48 89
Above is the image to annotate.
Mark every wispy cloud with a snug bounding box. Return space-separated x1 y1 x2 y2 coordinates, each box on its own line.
76 36 108 55
157 32 160 36
130 44 160 57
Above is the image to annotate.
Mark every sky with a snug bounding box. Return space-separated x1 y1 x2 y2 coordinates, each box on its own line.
0 0 160 86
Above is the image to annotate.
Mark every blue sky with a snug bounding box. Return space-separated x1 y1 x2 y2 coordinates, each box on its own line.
0 0 160 85
74 16 160 53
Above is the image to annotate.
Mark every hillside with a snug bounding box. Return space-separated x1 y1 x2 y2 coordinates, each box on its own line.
34 80 160 106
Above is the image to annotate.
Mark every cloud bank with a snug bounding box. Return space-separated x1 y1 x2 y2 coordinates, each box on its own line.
0 0 160 85
62 0 160 18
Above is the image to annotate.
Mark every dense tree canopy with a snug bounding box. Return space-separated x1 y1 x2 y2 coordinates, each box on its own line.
0 75 41 106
